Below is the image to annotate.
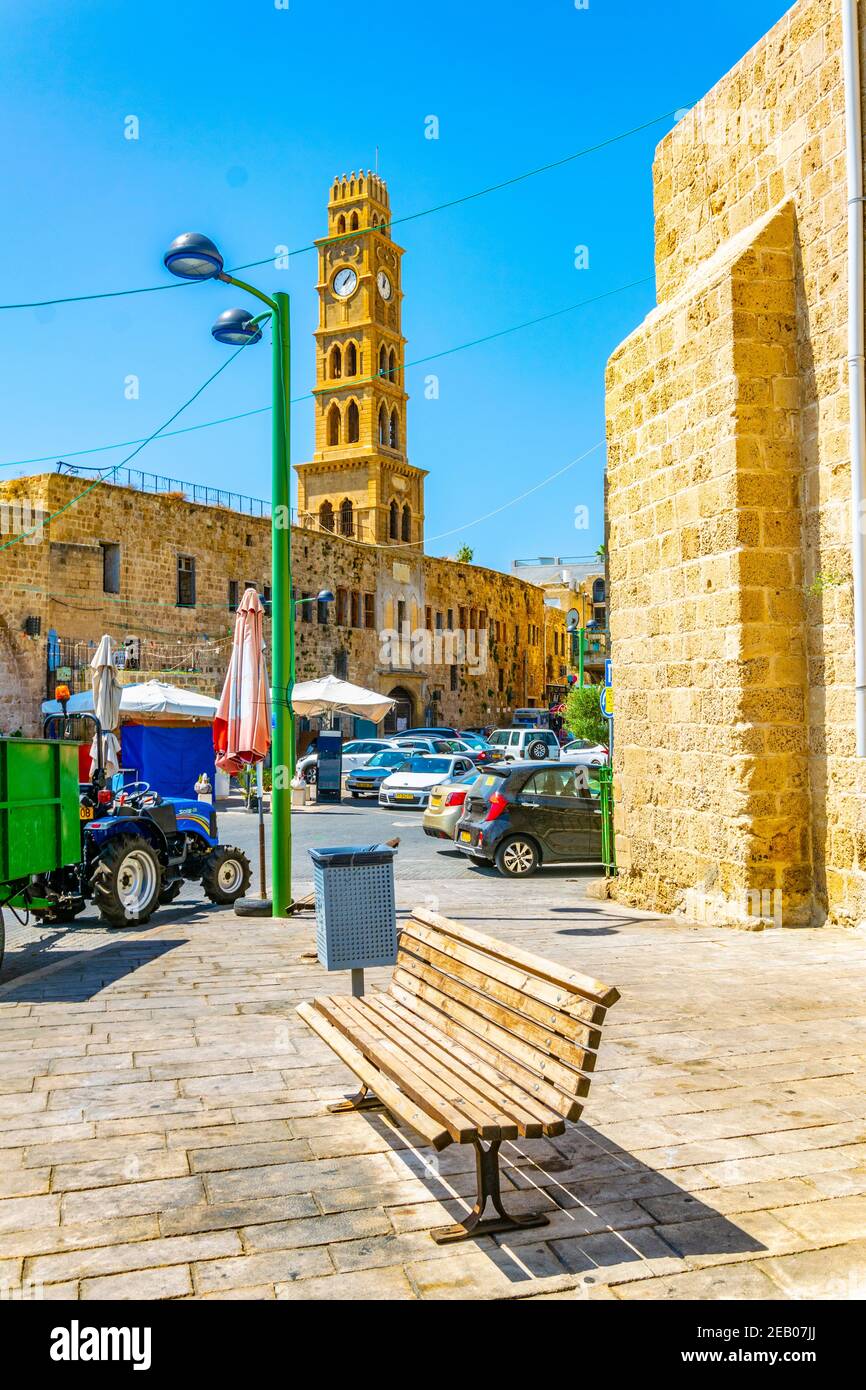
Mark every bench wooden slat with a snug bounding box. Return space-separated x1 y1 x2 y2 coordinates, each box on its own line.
296 1001 451 1151
334 995 525 1138
410 907 620 1008
400 923 604 1051
372 994 566 1136
395 953 598 1075
390 969 590 1101
401 917 607 1027
314 995 505 1142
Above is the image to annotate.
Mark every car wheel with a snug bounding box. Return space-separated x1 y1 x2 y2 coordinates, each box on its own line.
495 836 539 877
526 740 547 760
350 791 361 799
304 764 318 786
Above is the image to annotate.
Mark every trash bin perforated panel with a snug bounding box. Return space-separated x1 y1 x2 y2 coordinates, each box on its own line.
309 844 397 970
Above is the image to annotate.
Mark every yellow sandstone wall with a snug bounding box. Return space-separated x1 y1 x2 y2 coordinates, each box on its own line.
606 0 865 926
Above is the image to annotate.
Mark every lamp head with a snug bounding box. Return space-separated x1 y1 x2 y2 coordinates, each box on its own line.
211 308 263 346
163 232 224 280
316 589 335 603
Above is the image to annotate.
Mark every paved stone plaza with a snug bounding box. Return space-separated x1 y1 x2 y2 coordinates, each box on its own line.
2 873 866 1301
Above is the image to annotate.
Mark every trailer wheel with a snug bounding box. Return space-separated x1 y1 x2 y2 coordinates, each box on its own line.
91 835 163 926
201 846 251 904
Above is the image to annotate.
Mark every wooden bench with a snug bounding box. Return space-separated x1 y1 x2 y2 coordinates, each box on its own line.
298 907 620 1243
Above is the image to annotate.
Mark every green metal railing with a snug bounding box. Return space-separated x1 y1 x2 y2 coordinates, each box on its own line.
597 764 616 876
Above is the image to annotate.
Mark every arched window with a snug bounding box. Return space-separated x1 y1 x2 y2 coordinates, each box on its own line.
339 498 354 536
388 348 398 381
346 342 358 376
378 404 388 446
389 500 399 540
330 345 342 379
346 399 359 444
379 344 388 377
336 214 346 235
327 403 341 446
350 211 359 230
389 408 399 450
319 501 334 532
592 578 606 604
401 504 411 543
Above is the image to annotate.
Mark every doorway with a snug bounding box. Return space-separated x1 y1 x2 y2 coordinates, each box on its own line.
384 686 414 735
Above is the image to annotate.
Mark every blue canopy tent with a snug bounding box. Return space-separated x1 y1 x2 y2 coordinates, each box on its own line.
120 724 216 800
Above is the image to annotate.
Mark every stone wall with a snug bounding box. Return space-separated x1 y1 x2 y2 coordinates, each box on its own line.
606 0 865 926
0 472 565 737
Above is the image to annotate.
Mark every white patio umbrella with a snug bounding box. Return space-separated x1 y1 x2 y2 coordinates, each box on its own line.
290 675 396 725
90 635 122 778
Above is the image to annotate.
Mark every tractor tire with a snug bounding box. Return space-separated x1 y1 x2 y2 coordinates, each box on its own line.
201 846 251 905
158 880 183 906
91 835 163 927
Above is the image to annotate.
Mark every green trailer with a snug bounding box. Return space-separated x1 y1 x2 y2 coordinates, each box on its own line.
0 736 82 970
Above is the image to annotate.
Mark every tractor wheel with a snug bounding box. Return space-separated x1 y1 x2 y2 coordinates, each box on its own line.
158 880 183 905
201 846 251 905
91 835 163 927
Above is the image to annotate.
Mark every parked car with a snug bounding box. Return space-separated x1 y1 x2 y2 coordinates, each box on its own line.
393 736 462 756
379 753 477 809
453 732 498 764
422 770 481 840
296 738 397 785
560 738 608 768
345 749 410 799
454 760 601 876
400 726 458 738
486 727 561 763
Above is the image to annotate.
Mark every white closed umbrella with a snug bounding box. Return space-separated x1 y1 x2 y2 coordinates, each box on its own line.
290 675 396 725
90 635 122 778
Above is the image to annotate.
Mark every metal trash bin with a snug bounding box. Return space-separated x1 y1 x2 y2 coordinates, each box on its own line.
308 844 397 986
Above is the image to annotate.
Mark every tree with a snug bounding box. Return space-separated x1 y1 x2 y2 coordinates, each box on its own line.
455 543 474 563
564 684 609 746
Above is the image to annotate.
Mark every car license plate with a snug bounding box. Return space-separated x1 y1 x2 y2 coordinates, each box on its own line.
458 829 471 843
395 792 414 801
79 804 94 820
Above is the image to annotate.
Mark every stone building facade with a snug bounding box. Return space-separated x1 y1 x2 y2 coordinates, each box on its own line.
606 0 865 926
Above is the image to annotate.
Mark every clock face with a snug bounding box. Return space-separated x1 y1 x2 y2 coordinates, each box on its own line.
333 267 358 298
376 270 392 301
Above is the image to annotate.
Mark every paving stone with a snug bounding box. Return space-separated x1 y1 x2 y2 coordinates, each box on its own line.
240 1208 391 1253
550 1226 685 1283
0 1214 159 1260
51 1149 190 1192
275 1266 416 1300
0 1169 51 1198
188 1139 313 1173
770 1195 866 1243
192 1246 333 1294
758 1239 866 1300
160 1195 318 1237
61 1176 205 1223
80 1264 193 1300
615 1262 789 1300
0 1194 60 1234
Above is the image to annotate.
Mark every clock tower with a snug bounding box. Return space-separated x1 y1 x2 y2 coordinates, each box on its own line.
295 172 427 548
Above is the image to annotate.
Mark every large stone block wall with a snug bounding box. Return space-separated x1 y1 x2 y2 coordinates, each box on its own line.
606 0 866 925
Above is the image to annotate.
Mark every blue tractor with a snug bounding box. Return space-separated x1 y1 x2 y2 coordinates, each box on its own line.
35 711 251 927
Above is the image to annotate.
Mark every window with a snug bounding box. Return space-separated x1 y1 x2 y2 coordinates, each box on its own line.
379 345 388 377
346 342 358 375
525 766 582 799
317 593 330 624
330 345 342 379
349 211 359 231
401 504 411 542
335 588 348 625
339 497 354 536
378 404 388 445
319 500 334 532
346 400 359 444
459 606 467 630
262 584 271 608
389 348 398 381
336 214 346 234
450 664 458 692
335 648 349 679
101 542 120 594
389 500 399 540
351 590 362 627
397 599 407 631
228 579 239 610
425 606 432 631
364 592 375 628
389 408 399 450
592 578 606 604
447 609 453 629
177 555 196 607
435 611 443 631
327 403 341 446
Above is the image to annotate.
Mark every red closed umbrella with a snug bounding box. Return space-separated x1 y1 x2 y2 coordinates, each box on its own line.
214 588 271 774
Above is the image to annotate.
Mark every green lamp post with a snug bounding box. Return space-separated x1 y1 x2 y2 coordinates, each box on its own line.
164 233 295 917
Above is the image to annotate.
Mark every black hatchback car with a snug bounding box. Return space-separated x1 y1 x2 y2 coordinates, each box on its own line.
454 761 602 877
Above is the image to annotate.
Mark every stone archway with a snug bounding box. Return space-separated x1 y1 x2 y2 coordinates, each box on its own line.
384 686 414 735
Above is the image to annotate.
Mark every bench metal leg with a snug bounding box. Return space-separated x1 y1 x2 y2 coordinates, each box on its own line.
326 1083 387 1115
430 1139 550 1244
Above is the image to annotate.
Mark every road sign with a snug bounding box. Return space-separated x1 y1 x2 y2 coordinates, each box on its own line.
599 686 614 719
604 659 612 688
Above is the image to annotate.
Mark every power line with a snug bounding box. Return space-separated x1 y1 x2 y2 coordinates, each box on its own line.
0 106 683 311
0 275 651 469
0 342 252 550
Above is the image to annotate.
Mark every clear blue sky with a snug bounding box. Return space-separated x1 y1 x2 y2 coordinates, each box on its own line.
1 0 791 573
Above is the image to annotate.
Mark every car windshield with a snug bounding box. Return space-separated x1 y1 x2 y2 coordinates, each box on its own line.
368 751 406 768
406 757 450 774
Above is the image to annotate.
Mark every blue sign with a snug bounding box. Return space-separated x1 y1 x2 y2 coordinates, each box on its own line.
604 659 612 688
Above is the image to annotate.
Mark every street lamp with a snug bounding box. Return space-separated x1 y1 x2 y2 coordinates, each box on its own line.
165 232 294 917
